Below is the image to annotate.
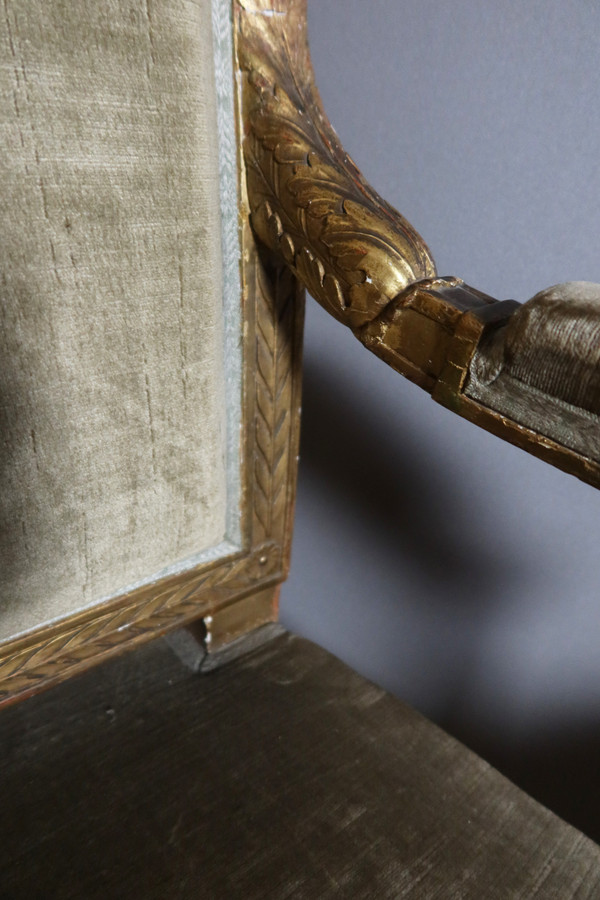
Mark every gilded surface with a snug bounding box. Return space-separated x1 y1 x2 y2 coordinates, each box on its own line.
237 0 435 331
240 0 600 490
6 0 600 705
0 4 304 705
0 250 303 708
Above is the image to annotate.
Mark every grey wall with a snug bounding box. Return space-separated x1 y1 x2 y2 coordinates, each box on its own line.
279 0 600 838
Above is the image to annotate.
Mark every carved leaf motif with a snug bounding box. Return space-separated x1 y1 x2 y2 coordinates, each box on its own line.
0 0 306 706
238 0 436 330
0 548 280 701
253 260 295 545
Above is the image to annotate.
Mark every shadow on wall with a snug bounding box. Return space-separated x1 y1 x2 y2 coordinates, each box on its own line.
282 350 600 844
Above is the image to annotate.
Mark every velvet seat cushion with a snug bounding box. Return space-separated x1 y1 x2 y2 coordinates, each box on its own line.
1 627 599 898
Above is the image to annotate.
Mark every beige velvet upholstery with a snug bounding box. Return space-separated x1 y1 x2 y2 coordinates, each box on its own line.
0 0 230 639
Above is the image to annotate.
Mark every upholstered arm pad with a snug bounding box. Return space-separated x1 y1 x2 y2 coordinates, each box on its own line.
467 283 600 463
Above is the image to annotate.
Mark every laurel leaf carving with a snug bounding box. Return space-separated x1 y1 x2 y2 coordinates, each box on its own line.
0 546 281 701
252 260 295 546
0 0 305 706
238 0 436 330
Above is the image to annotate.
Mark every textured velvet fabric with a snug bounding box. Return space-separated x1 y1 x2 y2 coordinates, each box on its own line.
0 0 228 638
467 282 600 460
1 628 599 898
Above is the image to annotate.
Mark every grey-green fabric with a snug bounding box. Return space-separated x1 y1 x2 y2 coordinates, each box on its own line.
1 628 599 898
0 0 227 639
467 281 600 460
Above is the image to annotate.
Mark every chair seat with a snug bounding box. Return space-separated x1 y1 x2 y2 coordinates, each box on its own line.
2 628 599 898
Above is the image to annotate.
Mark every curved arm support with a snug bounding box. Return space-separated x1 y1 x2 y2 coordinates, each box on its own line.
237 0 600 490
237 0 435 331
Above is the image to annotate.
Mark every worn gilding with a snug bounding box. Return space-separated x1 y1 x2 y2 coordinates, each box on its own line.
237 0 436 331
0 0 304 705
240 0 600 490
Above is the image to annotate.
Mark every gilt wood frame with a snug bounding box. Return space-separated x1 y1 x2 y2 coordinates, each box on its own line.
0 6 304 707
3 0 600 706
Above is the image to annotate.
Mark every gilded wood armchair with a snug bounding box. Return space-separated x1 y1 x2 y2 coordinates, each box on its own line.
1 1 600 896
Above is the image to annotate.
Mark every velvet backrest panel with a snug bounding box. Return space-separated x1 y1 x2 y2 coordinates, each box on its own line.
0 0 230 639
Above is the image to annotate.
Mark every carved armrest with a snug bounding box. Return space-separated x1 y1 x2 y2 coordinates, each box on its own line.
237 0 600 489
